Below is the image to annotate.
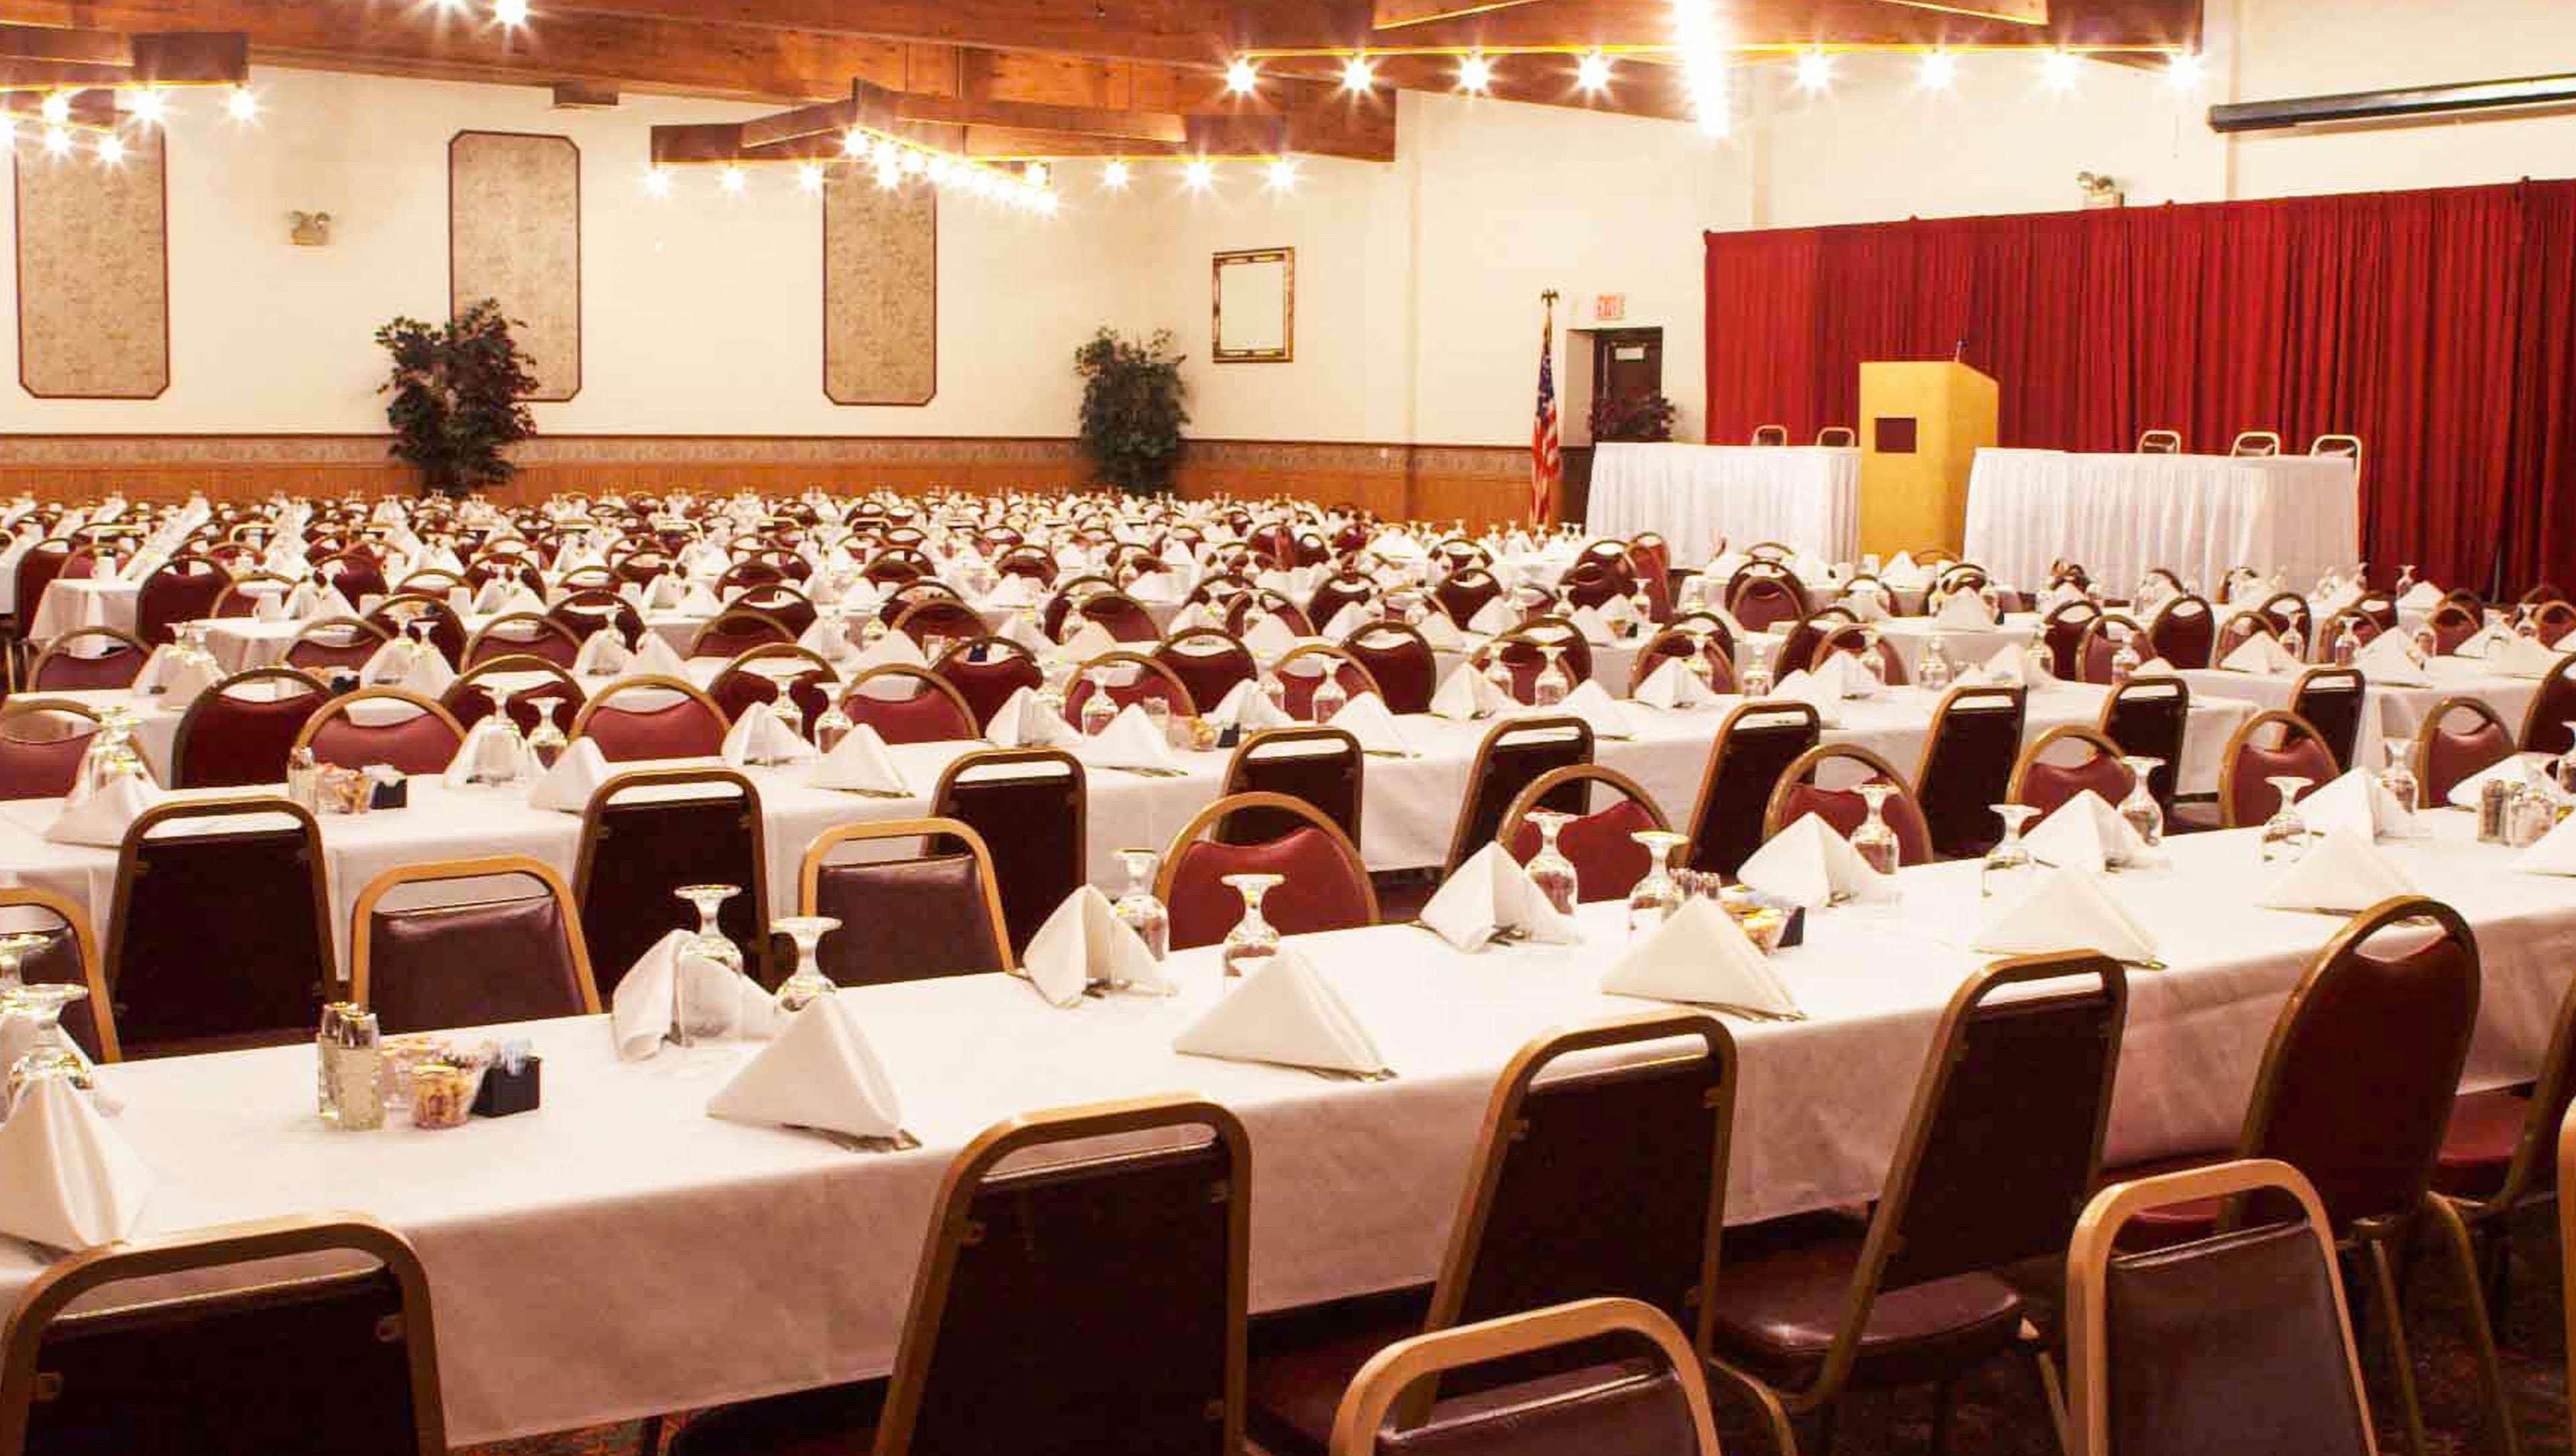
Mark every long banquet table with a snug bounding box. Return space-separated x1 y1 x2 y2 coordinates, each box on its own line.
1588 442 1861 560
5 811 2567 1444
1964 449 2361 596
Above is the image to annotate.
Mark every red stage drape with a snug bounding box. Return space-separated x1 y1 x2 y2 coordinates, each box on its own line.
1703 180 2576 594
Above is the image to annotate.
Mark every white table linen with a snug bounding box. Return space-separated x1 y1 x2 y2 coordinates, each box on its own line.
1964 449 2359 597
2178 656 2544 779
1589 443 1861 560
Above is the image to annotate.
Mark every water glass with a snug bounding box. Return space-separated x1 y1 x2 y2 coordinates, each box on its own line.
1983 804 2040 900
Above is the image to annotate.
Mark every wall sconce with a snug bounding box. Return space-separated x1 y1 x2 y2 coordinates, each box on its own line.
288 211 333 246
2076 172 2123 209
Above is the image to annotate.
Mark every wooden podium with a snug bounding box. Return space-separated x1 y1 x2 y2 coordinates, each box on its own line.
1856 361 1998 559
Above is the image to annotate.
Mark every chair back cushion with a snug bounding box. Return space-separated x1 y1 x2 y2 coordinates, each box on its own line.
581 696 727 762
308 709 462 776
1917 694 2027 859
112 817 328 1055
2226 735 2339 825
1167 827 1373 949
938 651 1043 731
0 722 95 800
2018 753 2135 819
368 892 586 1034
176 682 325 789
847 683 977 745
1377 1369 1702 1456
812 854 1007 987
1771 780 1933 868
1453 725 1591 874
2420 711 2512 805
937 756 1085 954
1507 797 1660 903
1688 712 1819 875
580 793 765 997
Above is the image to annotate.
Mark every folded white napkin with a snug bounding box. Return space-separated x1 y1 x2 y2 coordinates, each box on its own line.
2493 635 2567 680
496 585 546 617
573 629 633 678
1241 615 1299 662
1467 597 1517 637
1165 602 1217 636
1556 679 1634 739
252 590 287 623
1210 679 1297 733
812 723 911 794
2300 768 2412 841
1327 691 1411 755
1419 843 1578 951
1173 948 1389 1076
1568 606 1617 645
2025 790 2158 874
647 574 690 611
1845 585 1892 623
612 928 778 1060
1737 813 1894 910
2398 582 2445 610
1978 645 2033 688
1972 866 2159 963
796 617 856 667
305 584 356 623
1760 669 1843 729
2222 633 2300 675
986 686 1082 749
529 737 613 813
1321 603 1372 641
985 574 1044 609
844 632 929 676
2129 656 2176 678
0 1076 151 1250
1060 620 1122 660
1633 656 1714 710
1601 896 1800 1017
43 774 161 848
1882 552 1929 590
1022 886 1171 1006
133 646 221 705
722 701 820 768
677 582 725 617
707 994 903 1140
2257 826 2416 914
2445 752 2559 811
2514 812 2576 876
361 640 456 695
1808 651 1878 700
2352 631 2431 686
1075 704 1181 773
631 633 689 678
1428 664 1512 721
1936 591 1995 628
1417 613 1466 652
441 717 541 788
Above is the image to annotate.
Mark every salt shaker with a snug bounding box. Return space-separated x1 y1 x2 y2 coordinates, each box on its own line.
287 746 321 813
2477 776 2514 845
317 1002 384 1130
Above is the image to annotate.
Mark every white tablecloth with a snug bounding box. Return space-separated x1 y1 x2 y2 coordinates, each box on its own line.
1964 450 2360 596
2179 656 2549 778
1 813 2565 1444
1589 443 1861 560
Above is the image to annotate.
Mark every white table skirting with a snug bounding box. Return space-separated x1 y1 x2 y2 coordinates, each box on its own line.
1964 449 2359 597
1589 443 1860 561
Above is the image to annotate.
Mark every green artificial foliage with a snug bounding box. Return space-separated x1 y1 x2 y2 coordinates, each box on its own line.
1074 327 1191 497
376 299 540 496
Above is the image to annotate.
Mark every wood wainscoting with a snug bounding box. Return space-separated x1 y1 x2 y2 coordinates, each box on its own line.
0 434 1538 525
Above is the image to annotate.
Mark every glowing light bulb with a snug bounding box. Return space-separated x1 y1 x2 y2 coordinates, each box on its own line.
1225 57 1258 95
42 126 71 156
2043 50 2080 91
1457 54 1493 94
1034 191 1059 217
1919 50 1959 90
926 155 952 183
40 92 70 125
718 164 745 193
227 87 258 121
900 148 926 175
125 89 166 125
841 129 866 157
493 0 530 25
1266 157 1298 192
1023 161 1049 189
2166 51 2204 91
642 166 672 197
1341 56 1375 93
1794 49 1833 92
1103 158 1132 190
874 156 902 189
796 162 824 193
1182 158 1215 192
1575 50 1614 95
95 133 125 165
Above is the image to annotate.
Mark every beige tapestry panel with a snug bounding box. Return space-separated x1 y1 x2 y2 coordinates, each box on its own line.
14 132 169 399
449 131 581 401
822 175 935 405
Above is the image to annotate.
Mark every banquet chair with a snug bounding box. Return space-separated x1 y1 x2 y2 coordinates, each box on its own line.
2438 966 2576 1326
2145 594 2219 669
103 796 335 1058
170 668 331 789
1750 425 1790 447
1161 792 1377 950
1152 629 1257 716
574 768 771 995
688 609 796 661
2318 608 2385 661
1222 729 1364 845
2230 430 2284 458
205 571 299 619
442 656 582 737
570 676 730 762
1913 684 2027 858
1073 589 1163 643
1064 651 1198 726
1441 717 1593 877
2404 698 2513 811
313 550 388 602
1809 623 1907 685
669 1096 1250 1456
1499 765 1671 903
1224 589 1316 640
2255 591 2316 655
1683 703 1823 876
0 886 111 1061
2096 896 2514 1456
28 626 150 692
2425 602 2483 656
464 612 581 669
1433 569 1503 628
1762 744 1934 868
1485 622 1592 705
2008 725 2139 819
133 556 230 646
706 644 835 732
2074 613 2148 683
931 637 1043 731
1631 627 1737 695
1273 645 1384 722
2136 429 2183 454
1342 622 1439 715
860 550 931 589
2520 656 2576 755
2311 432 2364 461
1042 574 1118 639
2065 1162 2374 1456
2216 609 2278 664
2520 584 2569 610
889 595 985 649
994 544 1058 585
727 582 818 635
1307 572 1378 631
1725 566 1809 634
2041 601 2104 679
2291 667 2367 771
362 593 467 666
284 615 392 673
1707 953 2127 1455
1251 1014 1736 1456
799 817 1012 986
2534 601 2576 647
548 588 646 649
396 568 468 598
934 748 1087 955
351 856 600 1034
0 701 98 801
1816 425 1856 448
0 1214 446 1456
1326 1298 1732 1456
292 689 466 776
2218 711 2341 827
1558 560 1629 613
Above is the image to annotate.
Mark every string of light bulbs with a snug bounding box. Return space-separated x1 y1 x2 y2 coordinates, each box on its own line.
7 83 262 167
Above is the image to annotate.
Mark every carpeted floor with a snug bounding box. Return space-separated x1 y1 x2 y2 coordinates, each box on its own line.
473 1202 2572 1456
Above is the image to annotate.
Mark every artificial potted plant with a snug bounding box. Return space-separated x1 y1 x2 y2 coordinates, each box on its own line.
375 298 539 497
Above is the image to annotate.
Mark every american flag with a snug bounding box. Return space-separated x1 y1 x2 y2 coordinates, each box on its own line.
1530 295 1562 525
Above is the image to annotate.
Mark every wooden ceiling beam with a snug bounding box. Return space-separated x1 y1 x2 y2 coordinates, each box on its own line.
895 92 1191 144
0 21 131 65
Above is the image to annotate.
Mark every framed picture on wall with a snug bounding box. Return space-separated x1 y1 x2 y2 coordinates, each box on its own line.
1212 248 1293 363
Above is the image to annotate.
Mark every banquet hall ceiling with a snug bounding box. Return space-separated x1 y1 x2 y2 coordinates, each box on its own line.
0 0 2202 160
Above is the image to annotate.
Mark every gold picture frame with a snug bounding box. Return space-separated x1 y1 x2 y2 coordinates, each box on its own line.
1212 247 1293 363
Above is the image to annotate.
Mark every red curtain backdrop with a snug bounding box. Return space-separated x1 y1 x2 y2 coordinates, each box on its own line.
1703 180 2576 594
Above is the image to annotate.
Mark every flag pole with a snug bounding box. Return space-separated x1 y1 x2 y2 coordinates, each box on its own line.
1531 291 1564 529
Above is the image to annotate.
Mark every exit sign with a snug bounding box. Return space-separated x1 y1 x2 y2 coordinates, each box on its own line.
1593 293 1626 322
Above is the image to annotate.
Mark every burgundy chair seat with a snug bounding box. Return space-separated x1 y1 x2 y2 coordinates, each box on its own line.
1505 798 1659 903
581 699 728 762
2430 1087 2531 1200
2018 757 2135 819
307 711 463 776
1707 1227 2025 1391
32 640 148 691
1245 1299 1428 1456
1167 827 1373 949
845 686 977 745
0 727 95 800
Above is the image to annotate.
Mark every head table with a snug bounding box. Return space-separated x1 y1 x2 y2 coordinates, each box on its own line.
0 811 2562 1445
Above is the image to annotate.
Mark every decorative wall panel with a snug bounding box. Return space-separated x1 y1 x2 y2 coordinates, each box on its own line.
823 174 936 405
13 131 169 399
449 131 581 401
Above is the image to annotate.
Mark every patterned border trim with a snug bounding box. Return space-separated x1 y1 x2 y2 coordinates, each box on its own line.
0 436 1530 475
